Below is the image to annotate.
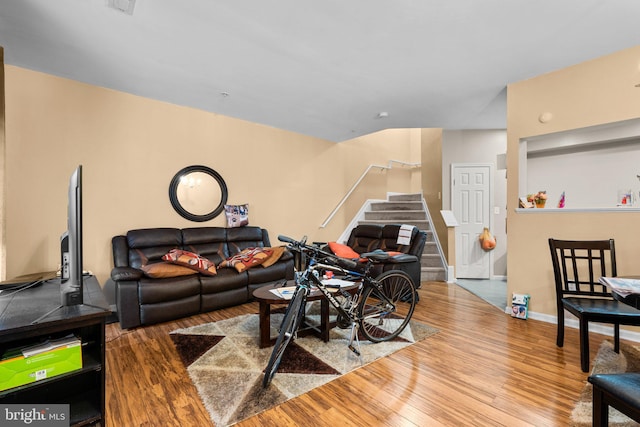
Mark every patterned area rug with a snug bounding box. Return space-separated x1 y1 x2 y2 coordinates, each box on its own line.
170 307 438 426
571 340 640 426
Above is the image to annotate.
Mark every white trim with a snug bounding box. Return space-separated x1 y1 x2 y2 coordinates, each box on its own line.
523 117 640 154
447 266 455 283
516 207 640 213
421 196 448 272
518 310 640 343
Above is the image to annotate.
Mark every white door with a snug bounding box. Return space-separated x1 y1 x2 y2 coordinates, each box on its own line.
452 164 492 279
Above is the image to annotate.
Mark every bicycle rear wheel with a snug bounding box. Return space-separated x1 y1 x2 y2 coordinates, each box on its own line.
357 270 417 342
262 287 307 387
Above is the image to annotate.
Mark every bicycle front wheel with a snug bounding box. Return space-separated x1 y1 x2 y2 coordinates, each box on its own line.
262 287 307 387
358 270 417 343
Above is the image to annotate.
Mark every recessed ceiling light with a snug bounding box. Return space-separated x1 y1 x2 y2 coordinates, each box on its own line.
377 112 389 119
107 0 136 15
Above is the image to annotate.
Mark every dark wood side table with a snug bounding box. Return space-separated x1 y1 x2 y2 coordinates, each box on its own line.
252 282 357 348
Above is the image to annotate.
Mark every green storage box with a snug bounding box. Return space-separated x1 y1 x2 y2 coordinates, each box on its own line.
0 336 82 392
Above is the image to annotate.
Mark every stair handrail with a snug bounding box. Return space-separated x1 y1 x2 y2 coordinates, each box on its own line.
320 159 421 228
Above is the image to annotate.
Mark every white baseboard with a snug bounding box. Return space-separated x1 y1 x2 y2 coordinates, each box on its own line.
446 266 455 283
510 309 640 343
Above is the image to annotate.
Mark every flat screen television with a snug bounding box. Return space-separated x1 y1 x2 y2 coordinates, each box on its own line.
31 165 86 324
60 165 83 306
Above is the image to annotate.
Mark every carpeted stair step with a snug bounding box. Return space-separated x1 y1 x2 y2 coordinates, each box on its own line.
370 201 423 211
358 219 430 229
421 267 446 282
357 192 448 283
422 253 442 267
423 242 439 254
364 210 427 221
388 193 423 202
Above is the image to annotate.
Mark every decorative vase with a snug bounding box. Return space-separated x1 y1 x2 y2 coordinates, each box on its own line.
535 200 546 208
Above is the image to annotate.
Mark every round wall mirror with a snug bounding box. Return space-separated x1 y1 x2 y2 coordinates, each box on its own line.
169 165 228 222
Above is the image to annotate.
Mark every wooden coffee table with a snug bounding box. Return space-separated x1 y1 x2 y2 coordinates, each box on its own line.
252 281 357 348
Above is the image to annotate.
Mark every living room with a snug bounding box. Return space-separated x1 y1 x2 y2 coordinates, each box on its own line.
3 3 640 426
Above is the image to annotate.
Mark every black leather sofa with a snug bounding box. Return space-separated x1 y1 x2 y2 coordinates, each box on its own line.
341 223 427 287
111 226 294 329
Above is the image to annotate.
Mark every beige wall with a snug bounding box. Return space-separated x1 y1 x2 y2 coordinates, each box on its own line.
421 128 445 257
4 66 421 288
507 45 640 316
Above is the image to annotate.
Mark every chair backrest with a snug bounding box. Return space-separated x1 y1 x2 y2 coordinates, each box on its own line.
548 238 617 300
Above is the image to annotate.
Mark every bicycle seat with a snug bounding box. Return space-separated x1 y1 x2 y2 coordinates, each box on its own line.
361 250 418 264
385 254 418 264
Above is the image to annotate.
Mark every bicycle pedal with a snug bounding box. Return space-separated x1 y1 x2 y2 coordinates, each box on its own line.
348 345 361 357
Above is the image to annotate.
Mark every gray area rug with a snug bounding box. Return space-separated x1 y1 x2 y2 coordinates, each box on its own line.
170 309 438 426
571 340 640 426
455 278 507 311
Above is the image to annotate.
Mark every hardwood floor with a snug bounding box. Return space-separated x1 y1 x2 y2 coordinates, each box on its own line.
105 281 607 426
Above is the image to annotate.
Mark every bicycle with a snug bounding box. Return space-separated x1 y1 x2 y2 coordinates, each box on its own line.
262 234 418 388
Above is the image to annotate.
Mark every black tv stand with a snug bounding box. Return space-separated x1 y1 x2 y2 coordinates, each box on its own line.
0 275 110 426
31 302 108 325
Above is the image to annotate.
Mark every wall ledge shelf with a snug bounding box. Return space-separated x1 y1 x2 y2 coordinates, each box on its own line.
516 207 640 213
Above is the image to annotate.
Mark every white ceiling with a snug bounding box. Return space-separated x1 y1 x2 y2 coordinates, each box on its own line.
1 0 640 142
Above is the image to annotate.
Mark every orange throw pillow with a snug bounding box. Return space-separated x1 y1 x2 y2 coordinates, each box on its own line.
261 246 286 268
328 242 360 259
219 247 274 273
162 249 217 276
141 263 198 278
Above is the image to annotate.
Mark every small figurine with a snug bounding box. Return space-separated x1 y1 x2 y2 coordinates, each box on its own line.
558 191 565 208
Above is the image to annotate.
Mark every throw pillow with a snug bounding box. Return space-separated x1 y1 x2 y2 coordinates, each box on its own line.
328 242 360 259
224 204 249 228
219 247 273 273
162 249 217 276
141 262 198 279
260 246 286 268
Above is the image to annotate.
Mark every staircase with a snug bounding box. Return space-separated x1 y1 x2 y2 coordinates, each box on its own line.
357 193 447 282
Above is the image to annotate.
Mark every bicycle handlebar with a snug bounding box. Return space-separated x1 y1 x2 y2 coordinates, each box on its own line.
277 234 296 244
278 234 362 271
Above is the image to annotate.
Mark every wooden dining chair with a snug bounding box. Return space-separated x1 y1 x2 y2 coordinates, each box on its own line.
549 238 640 372
589 373 640 426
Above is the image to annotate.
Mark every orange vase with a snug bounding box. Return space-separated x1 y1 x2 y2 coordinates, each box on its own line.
535 200 546 208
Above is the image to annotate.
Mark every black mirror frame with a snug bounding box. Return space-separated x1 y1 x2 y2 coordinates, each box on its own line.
168 165 228 222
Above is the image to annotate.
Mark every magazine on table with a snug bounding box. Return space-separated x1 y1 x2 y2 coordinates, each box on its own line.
269 287 297 300
269 279 356 299
599 277 640 297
